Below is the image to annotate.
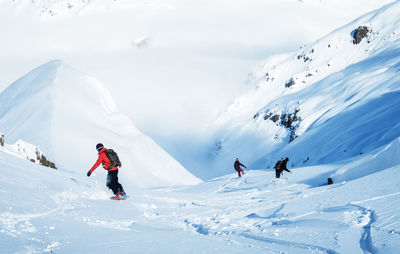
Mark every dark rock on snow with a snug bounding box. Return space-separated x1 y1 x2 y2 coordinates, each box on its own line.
285 78 295 88
352 26 370 45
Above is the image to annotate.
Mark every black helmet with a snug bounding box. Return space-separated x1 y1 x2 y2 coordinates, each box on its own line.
96 143 104 151
285 157 289 161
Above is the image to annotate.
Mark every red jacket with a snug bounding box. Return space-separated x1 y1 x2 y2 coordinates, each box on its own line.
89 148 119 173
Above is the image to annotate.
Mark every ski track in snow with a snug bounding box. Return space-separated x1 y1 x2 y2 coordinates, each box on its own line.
0 209 58 237
241 232 339 254
154 172 400 253
350 204 378 254
1 166 400 252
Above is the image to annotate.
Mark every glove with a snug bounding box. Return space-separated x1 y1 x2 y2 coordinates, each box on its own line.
290 170 292 174
87 170 92 177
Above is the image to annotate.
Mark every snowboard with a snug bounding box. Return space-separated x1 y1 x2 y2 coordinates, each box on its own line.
110 196 129 200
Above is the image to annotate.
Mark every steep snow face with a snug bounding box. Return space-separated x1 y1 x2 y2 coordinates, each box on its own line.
0 60 201 187
0 61 56 156
212 1 400 173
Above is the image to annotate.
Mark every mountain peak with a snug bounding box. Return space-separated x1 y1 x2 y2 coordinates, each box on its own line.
211 0 400 172
0 60 201 187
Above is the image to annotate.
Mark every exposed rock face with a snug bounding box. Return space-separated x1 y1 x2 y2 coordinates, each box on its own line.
280 109 301 142
256 107 301 142
352 26 370 45
270 114 280 123
0 134 4 147
285 78 295 88
36 148 57 169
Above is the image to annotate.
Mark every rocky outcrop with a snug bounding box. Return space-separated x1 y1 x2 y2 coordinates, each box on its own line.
352 26 370 45
0 132 57 169
256 107 301 142
285 78 295 88
296 48 315 62
280 108 301 142
36 148 57 169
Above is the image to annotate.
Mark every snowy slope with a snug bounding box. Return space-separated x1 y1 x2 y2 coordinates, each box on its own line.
0 0 397 182
0 60 201 188
1 140 399 253
212 1 400 175
1 1 400 252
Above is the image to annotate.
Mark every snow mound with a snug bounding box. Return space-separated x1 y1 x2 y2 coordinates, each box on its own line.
0 60 201 187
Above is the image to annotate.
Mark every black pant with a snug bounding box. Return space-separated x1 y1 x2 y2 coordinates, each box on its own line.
106 170 125 195
275 169 282 178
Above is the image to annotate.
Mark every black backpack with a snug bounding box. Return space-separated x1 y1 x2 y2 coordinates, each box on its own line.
105 149 121 170
274 160 282 170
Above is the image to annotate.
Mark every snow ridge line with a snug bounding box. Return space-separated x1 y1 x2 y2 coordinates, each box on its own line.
241 232 339 254
351 191 400 204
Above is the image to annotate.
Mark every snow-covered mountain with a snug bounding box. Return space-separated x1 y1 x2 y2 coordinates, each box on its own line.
0 1 396 182
211 0 400 175
1 1 400 253
0 60 201 187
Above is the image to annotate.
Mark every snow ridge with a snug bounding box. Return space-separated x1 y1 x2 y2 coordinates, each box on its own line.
0 136 56 169
0 60 201 187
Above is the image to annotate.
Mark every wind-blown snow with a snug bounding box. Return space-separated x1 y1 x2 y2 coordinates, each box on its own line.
0 60 201 187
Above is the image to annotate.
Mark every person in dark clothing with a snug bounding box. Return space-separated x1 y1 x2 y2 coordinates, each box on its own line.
234 158 247 177
87 143 126 199
274 157 292 178
106 170 124 198
274 158 283 178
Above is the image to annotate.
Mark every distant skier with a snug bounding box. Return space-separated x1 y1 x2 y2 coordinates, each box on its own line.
87 143 126 199
234 158 247 177
274 157 292 178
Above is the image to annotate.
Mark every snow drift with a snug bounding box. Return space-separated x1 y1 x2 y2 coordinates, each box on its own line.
0 60 201 187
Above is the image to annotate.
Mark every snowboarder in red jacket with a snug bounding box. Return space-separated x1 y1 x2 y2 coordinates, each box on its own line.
87 143 126 199
234 158 247 177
